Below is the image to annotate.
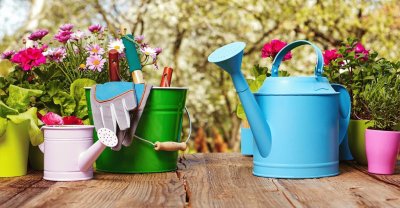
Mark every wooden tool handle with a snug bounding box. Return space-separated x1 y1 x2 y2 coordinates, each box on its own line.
108 49 121 81
154 141 187 151
160 67 173 87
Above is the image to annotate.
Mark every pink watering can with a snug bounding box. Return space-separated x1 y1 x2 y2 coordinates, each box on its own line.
39 125 117 181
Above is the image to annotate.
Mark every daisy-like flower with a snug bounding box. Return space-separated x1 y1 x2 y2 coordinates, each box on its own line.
54 30 73 44
85 44 105 55
45 47 67 63
135 35 144 43
108 39 125 53
59 23 74 31
140 46 157 58
86 55 106 72
1 50 15 60
28 29 49 41
78 63 86 70
88 24 103 33
71 30 86 41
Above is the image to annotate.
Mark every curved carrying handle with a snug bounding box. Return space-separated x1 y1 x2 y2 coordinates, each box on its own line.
271 40 324 77
153 107 192 151
331 84 351 145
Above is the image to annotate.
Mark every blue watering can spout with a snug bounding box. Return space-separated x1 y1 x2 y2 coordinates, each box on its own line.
208 42 272 158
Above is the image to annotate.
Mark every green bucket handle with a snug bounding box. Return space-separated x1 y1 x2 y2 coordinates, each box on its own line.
133 106 192 151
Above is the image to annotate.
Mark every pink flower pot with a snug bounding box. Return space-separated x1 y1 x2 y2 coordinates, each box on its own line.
366 129 400 175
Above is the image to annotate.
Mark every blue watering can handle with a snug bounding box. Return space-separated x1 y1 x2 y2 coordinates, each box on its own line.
271 40 324 77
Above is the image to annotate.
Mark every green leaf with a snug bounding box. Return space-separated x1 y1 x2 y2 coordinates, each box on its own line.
0 100 19 117
53 91 76 116
70 78 96 119
7 107 43 146
0 117 7 138
236 103 247 120
6 85 43 112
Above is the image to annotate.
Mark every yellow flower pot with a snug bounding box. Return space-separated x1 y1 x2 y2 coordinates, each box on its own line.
0 121 30 177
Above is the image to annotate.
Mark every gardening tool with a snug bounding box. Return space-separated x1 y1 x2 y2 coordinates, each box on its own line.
39 125 117 181
160 67 173 87
108 49 121 81
208 40 351 178
85 87 191 173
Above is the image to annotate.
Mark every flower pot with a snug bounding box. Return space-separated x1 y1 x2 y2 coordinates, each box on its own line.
0 122 30 177
29 144 44 170
365 129 400 175
348 119 374 165
240 125 253 156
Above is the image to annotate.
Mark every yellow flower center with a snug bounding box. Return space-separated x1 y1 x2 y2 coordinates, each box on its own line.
114 46 120 50
79 64 85 69
93 59 100 65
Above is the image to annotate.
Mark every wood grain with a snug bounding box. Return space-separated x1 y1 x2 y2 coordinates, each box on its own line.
0 154 399 208
178 153 400 208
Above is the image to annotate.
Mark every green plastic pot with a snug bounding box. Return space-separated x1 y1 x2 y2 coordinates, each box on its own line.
348 119 374 165
28 144 44 170
0 121 30 177
85 87 187 173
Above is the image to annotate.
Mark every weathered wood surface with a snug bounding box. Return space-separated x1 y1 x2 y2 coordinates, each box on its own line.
0 153 399 208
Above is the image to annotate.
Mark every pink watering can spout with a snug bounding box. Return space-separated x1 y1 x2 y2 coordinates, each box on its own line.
78 128 118 172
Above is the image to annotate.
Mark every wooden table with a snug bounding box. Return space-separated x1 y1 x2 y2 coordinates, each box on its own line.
1 153 399 207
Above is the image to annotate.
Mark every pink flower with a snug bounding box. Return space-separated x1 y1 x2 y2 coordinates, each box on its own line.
86 55 106 72
261 39 292 61
1 50 15 60
59 23 74 31
28 29 49 41
62 116 83 125
41 112 64 125
45 47 66 63
354 42 369 61
135 35 144 43
11 48 46 71
323 49 342 65
155 47 162 55
54 30 73 43
88 24 103 33
85 44 105 55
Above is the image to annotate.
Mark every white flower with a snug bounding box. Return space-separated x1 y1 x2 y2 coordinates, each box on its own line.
71 30 86 41
140 46 156 58
108 39 125 53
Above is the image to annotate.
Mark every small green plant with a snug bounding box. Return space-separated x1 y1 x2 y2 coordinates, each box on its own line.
323 38 398 120
361 74 400 131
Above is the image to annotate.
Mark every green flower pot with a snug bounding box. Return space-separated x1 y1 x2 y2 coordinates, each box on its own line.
348 119 374 165
0 122 30 177
28 144 44 170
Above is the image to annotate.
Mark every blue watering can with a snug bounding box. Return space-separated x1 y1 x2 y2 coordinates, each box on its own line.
208 40 351 178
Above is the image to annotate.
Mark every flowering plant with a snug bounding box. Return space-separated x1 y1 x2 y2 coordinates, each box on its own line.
323 38 397 119
236 39 291 122
1 23 163 126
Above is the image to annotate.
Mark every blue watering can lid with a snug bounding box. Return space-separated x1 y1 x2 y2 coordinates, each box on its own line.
256 40 338 96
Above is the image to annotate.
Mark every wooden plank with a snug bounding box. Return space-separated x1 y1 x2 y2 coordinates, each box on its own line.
177 153 301 207
1 171 185 208
347 161 400 188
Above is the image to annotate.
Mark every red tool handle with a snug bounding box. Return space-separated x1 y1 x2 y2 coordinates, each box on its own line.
108 49 121 81
159 67 173 87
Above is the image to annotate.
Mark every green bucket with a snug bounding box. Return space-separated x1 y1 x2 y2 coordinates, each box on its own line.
85 87 188 173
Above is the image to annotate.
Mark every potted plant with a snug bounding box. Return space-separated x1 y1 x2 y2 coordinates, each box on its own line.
236 39 291 156
323 38 394 164
1 23 163 170
361 74 400 174
0 84 43 177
